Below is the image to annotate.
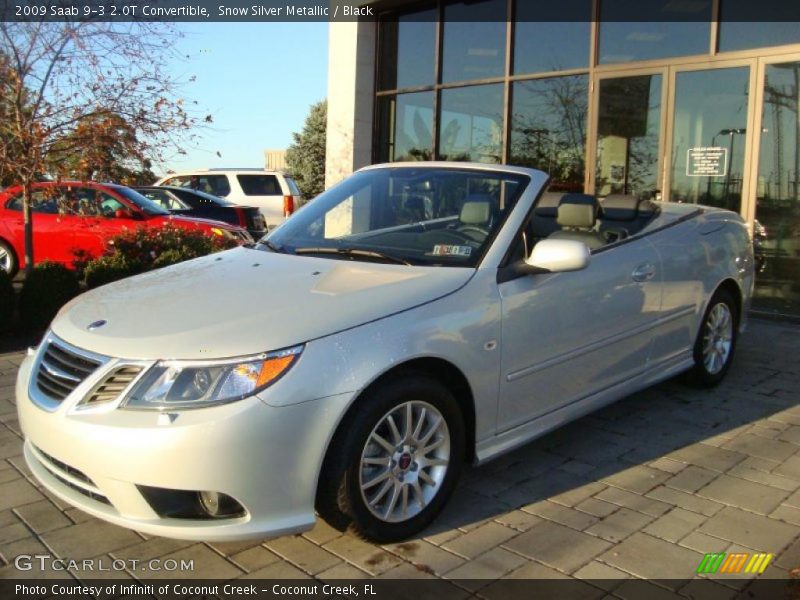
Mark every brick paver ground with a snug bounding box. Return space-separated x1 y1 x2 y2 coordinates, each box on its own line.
0 319 799 594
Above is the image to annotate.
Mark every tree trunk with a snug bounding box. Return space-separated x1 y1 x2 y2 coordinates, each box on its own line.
22 179 34 276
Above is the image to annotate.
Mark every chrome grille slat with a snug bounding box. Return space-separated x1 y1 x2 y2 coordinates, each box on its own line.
33 337 103 404
39 357 82 382
44 344 100 376
36 373 72 399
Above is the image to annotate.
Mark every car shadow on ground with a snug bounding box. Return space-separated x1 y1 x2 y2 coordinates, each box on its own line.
418 318 800 538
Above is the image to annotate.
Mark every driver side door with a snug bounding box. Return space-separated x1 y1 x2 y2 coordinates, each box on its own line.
497 237 662 432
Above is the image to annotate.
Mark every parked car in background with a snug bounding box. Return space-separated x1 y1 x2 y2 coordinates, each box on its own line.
0 181 251 276
16 163 753 543
134 186 267 240
154 169 303 228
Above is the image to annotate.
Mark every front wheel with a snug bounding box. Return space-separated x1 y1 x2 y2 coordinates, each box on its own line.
317 373 465 543
687 289 738 387
0 239 18 278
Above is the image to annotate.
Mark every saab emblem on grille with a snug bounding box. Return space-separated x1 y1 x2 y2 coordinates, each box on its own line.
87 319 107 331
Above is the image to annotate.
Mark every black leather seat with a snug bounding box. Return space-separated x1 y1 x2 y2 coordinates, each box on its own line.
548 193 606 250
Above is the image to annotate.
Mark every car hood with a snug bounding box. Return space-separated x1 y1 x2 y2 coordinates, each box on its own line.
51 247 473 360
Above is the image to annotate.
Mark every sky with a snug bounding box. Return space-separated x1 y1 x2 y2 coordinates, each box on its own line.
156 22 328 177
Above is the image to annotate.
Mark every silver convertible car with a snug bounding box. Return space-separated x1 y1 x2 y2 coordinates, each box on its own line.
16 163 754 542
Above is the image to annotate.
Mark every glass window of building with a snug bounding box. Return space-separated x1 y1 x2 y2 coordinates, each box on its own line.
378 9 437 91
513 0 591 74
509 75 588 192
719 0 800 52
441 0 507 83
753 61 800 317
599 0 712 64
596 75 662 199
718 23 800 54
669 67 750 212
376 92 435 163
438 84 504 163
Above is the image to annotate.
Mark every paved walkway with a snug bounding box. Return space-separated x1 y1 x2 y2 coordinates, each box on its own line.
0 319 799 595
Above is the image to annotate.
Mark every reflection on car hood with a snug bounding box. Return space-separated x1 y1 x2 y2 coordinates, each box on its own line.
51 247 473 360
164 213 241 230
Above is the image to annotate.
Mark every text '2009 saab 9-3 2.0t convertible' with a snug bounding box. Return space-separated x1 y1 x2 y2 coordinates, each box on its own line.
16 163 754 543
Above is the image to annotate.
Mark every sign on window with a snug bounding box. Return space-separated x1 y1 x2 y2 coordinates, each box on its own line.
687 147 727 177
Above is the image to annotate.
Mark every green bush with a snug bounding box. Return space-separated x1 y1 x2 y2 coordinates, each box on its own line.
151 248 188 269
20 261 80 331
80 224 238 288
83 254 137 289
0 270 15 332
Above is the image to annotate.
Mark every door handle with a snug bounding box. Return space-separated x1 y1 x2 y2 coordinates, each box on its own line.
632 263 656 282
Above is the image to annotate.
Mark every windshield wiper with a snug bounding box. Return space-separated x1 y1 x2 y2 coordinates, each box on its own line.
262 239 288 254
293 247 411 266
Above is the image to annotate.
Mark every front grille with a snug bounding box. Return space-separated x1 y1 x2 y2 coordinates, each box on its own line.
52 473 111 505
37 447 93 485
35 339 102 402
32 445 111 506
86 366 143 405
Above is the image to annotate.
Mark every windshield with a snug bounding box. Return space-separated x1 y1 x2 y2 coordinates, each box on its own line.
262 167 529 267
112 186 170 216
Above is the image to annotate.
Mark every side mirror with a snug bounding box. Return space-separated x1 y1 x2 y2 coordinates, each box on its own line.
526 239 590 273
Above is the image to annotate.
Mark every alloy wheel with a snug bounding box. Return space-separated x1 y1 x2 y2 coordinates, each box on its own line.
0 246 10 273
359 400 450 523
702 302 733 375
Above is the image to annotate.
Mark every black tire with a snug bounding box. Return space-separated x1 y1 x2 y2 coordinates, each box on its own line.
687 288 738 387
317 372 465 543
0 239 18 279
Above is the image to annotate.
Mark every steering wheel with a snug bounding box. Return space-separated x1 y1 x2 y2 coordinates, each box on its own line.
457 225 489 241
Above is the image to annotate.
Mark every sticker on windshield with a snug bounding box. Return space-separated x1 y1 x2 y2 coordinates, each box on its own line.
431 245 472 257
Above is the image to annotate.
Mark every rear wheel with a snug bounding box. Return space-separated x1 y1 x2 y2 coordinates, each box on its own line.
0 240 19 278
317 373 465 543
688 289 738 387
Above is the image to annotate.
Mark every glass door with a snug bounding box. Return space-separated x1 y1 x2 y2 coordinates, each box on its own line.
667 66 751 213
752 59 800 317
594 72 664 200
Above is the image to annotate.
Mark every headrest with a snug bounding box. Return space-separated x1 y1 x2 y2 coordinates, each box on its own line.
601 194 642 221
557 194 598 228
460 200 491 225
534 192 562 217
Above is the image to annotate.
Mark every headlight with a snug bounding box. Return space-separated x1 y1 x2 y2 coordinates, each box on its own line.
122 345 303 410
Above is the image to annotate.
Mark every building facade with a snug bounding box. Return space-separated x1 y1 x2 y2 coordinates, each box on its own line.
325 0 800 318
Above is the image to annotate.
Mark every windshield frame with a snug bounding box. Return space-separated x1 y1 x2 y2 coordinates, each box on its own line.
261 166 530 268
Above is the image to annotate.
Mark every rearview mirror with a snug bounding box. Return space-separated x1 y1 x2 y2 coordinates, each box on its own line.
526 239 590 273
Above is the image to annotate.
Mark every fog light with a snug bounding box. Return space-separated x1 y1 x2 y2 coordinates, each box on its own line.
198 490 243 517
137 485 246 519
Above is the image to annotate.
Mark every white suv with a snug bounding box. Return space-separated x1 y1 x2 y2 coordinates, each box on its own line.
155 169 303 228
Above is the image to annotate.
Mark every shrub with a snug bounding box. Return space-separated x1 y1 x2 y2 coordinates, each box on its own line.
20 261 80 331
83 254 137 289
151 248 188 269
80 224 238 288
0 270 15 332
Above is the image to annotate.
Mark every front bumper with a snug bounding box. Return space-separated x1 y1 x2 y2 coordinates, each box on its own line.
16 349 351 541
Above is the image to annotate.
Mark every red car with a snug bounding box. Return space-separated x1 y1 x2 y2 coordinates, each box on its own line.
0 181 252 276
